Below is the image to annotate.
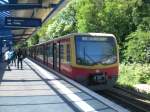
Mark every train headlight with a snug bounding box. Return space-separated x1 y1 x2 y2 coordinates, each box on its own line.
101 56 117 64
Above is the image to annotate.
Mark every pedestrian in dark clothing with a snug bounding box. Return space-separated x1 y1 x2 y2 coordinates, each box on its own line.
11 50 17 66
17 49 24 69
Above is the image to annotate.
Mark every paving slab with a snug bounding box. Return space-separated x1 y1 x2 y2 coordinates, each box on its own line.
0 59 130 112
0 62 75 112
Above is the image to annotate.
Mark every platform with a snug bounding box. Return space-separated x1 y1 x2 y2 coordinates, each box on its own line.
0 58 129 112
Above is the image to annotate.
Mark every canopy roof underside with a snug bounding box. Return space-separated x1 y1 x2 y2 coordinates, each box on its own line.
0 0 68 44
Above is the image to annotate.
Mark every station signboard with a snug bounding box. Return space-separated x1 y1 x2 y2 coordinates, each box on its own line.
5 17 42 28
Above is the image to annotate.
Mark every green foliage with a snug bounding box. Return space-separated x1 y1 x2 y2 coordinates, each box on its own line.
124 31 150 63
26 0 150 64
15 42 27 48
37 20 54 40
27 34 39 46
118 63 150 86
132 0 150 28
98 0 136 43
46 1 77 39
137 17 150 31
23 0 150 88
76 0 103 32
27 0 149 45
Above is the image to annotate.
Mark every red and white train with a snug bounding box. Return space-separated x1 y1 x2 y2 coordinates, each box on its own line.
28 33 119 90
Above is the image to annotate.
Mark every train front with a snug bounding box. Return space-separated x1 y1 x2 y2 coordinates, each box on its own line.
72 33 119 89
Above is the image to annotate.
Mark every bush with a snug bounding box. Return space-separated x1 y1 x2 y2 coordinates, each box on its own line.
124 31 150 63
117 63 150 86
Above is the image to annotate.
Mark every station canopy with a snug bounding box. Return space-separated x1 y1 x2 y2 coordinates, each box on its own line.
0 0 68 44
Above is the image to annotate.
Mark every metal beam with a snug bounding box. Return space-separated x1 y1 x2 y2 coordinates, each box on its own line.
13 34 32 37
42 0 66 24
0 3 42 11
50 4 59 8
8 0 17 4
0 27 32 30
14 37 27 40
13 38 27 42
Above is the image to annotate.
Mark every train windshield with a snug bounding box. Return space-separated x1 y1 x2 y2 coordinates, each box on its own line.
75 35 117 66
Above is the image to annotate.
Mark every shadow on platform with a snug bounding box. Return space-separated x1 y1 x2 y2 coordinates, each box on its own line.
0 62 7 84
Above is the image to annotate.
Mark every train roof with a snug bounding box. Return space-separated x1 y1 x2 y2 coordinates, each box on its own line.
31 33 116 47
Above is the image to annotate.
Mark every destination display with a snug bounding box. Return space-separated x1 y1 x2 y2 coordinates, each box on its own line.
81 36 108 41
5 17 42 28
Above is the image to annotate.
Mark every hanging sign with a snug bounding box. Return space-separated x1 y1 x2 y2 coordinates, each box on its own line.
5 17 42 28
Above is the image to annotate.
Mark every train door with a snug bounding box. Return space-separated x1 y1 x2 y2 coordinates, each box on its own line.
53 42 60 71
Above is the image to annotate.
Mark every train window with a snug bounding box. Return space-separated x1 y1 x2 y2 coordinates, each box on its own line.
66 44 70 62
37 46 43 60
45 45 48 57
75 36 117 65
47 44 53 60
36 47 39 56
60 45 64 60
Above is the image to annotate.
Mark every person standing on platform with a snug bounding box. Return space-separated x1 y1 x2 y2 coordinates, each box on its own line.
17 49 24 69
4 49 11 70
11 50 17 67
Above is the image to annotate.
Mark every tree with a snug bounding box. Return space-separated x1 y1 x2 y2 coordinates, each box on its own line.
132 0 150 30
98 0 137 43
46 1 77 39
124 30 150 63
76 0 103 32
27 34 39 46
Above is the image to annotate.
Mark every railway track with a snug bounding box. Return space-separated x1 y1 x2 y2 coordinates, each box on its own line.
97 87 150 112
